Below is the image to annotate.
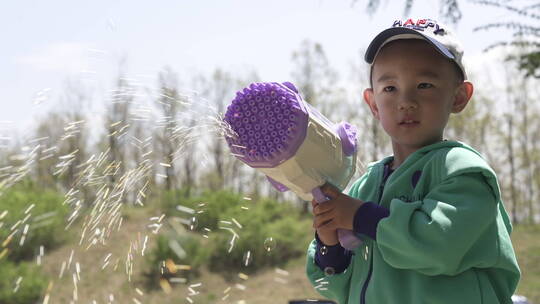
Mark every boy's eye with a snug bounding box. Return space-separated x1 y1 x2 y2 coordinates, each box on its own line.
418 83 434 89
383 86 395 92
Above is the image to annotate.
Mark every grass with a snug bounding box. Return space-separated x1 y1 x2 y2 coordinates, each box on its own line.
512 224 540 303
39 204 322 303
36 205 540 304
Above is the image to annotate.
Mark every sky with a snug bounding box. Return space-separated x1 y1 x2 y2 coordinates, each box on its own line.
0 0 515 136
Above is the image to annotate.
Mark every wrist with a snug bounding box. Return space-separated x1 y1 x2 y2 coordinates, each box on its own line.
314 233 352 274
352 201 390 241
315 231 339 246
345 199 364 230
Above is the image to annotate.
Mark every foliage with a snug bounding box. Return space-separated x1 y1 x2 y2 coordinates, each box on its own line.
352 0 462 24
207 215 311 279
0 260 48 304
511 225 540 303
352 0 540 78
156 189 312 280
204 195 311 278
472 0 540 78
0 179 70 262
159 188 244 231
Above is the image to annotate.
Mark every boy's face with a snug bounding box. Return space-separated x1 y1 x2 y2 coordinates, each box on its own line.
363 39 473 151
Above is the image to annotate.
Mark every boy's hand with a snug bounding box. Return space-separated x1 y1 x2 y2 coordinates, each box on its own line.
312 183 364 246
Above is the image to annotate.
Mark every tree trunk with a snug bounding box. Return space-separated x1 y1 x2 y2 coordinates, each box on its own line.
507 117 519 224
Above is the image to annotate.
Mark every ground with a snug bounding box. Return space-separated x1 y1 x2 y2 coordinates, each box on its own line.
40 205 540 304
40 205 323 304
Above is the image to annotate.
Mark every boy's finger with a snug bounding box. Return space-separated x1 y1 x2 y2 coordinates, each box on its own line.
314 217 331 229
313 200 333 216
318 219 336 231
313 210 334 228
314 214 327 227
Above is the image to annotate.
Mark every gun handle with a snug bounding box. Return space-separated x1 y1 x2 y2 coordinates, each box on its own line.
311 187 362 250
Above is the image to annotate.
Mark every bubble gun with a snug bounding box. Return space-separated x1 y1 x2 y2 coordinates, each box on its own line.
224 82 361 250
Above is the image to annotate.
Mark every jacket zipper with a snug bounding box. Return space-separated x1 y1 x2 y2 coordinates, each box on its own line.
360 163 391 304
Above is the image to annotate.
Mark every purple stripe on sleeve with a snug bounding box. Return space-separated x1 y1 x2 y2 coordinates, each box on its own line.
314 233 352 274
353 202 390 241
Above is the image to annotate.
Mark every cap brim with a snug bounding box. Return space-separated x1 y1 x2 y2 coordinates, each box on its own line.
364 27 455 64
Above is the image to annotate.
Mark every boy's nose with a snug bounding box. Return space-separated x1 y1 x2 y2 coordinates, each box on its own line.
398 102 418 110
397 91 418 110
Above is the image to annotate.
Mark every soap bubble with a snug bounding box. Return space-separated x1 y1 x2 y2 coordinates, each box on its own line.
264 237 276 252
243 250 252 267
189 217 198 231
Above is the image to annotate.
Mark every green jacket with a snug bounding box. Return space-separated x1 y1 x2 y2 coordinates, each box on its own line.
306 141 520 304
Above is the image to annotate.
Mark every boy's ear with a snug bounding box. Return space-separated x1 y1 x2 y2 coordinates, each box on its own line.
452 81 474 113
363 88 380 120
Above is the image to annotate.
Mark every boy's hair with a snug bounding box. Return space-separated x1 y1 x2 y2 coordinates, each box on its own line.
365 18 467 87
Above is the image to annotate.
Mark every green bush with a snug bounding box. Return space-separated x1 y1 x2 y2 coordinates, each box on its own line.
158 189 313 279
0 260 47 304
207 197 311 277
0 180 70 262
144 231 210 288
159 189 244 232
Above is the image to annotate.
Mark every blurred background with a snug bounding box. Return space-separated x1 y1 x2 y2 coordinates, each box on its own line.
0 0 539 303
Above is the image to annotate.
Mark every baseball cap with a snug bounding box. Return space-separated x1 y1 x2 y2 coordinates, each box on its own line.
365 18 467 80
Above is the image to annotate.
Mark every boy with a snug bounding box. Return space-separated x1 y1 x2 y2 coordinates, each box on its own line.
306 18 521 304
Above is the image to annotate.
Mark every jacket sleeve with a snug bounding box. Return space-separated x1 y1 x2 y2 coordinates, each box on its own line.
306 239 353 303
376 171 499 276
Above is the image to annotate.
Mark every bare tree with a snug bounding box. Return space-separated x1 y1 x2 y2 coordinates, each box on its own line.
33 112 67 189
495 50 540 224
100 65 134 204
347 52 391 166
513 70 538 223
154 67 181 191
32 79 90 195
193 69 239 191
291 40 340 118
503 112 520 224
446 80 496 155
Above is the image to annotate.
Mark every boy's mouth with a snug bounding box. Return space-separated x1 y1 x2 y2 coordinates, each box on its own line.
399 119 420 125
